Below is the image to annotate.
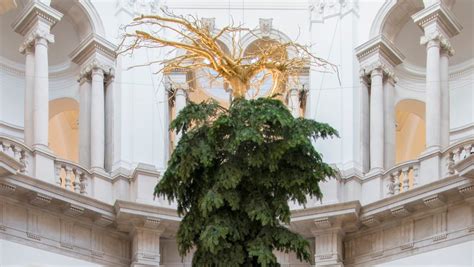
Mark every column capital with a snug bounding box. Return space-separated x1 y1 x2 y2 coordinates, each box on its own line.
356 35 404 82
78 60 114 82
12 1 62 36
412 2 462 38
360 62 398 83
19 28 55 54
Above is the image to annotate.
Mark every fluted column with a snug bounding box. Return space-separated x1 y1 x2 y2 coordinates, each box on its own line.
288 88 300 118
90 68 105 170
22 46 35 147
370 68 384 171
174 87 187 145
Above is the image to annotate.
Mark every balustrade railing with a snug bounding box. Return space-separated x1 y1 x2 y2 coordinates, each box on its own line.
0 136 31 174
444 138 474 176
384 160 420 196
54 159 90 195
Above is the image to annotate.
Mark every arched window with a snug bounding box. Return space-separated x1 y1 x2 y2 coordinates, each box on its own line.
49 98 79 162
395 99 426 163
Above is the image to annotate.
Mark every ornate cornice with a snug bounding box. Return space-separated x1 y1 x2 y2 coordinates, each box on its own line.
12 1 62 36
412 2 462 38
70 34 117 66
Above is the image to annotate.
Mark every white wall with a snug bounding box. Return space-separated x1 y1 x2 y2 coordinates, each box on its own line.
0 239 102 267
376 240 474 267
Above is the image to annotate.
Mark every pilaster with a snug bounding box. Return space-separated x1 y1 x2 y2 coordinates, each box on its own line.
131 217 165 267
312 219 345 267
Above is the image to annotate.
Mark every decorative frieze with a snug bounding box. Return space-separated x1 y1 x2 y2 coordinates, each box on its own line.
117 0 161 16
0 183 16 194
412 2 462 39
361 216 380 227
11 0 62 36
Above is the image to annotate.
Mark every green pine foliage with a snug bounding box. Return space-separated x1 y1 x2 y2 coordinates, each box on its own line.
155 97 338 266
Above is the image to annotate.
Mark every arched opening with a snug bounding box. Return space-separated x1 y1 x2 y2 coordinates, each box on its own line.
48 98 79 162
395 99 426 163
243 38 288 99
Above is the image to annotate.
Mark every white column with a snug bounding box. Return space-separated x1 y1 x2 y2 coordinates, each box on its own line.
105 77 115 172
79 76 91 168
288 88 300 118
90 68 105 170
440 49 450 148
370 68 384 171
23 46 35 147
33 36 51 149
424 39 441 150
360 77 370 173
384 76 396 168
174 88 187 145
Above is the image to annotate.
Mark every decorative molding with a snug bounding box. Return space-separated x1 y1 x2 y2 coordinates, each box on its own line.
412 2 462 38
0 183 16 194
19 28 55 54
11 0 63 36
356 35 405 81
95 215 114 227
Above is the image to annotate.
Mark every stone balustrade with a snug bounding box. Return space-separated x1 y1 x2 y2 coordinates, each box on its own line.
54 159 90 195
384 160 420 196
0 136 31 174
444 138 474 176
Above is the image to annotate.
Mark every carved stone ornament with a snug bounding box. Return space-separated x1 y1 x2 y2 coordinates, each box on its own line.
78 60 114 82
201 18 215 32
259 18 273 37
120 0 161 15
360 62 398 83
420 31 454 55
19 29 55 54
309 0 358 21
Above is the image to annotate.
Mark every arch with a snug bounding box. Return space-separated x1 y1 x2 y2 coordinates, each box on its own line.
240 28 292 52
48 98 79 162
369 0 424 41
395 99 426 163
51 0 105 41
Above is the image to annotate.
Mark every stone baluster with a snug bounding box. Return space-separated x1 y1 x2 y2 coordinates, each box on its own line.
73 169 81 193
402 167 410 192
393 170 401 195
78 171 87 195
55 164 62 187
64 166 73 191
